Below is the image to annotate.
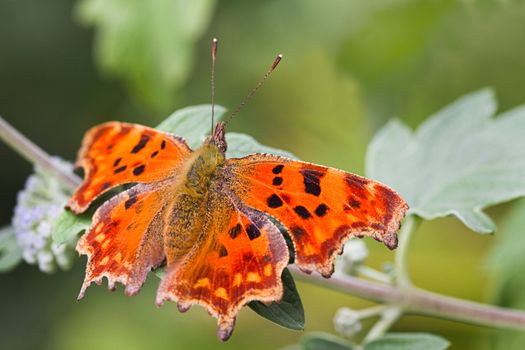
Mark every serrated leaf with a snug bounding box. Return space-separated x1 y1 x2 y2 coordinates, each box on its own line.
76 0 216 113
365 333 450 350
248 268 304 331
51 209 91 244
225 132 297 159
488 198 525 350
156 105 227 148
301 332 355 350
0 226 22 272
366 89 525 233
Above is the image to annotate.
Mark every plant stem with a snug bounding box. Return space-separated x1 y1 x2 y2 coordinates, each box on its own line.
394 215 421 288
356 305 390 320
356 265 392 284
362 307 402 344
0 116 81 189
290 265 525 331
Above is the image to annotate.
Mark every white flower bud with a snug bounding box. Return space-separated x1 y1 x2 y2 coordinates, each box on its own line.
12 157 76 273
333 307 362 337
337 239 369 275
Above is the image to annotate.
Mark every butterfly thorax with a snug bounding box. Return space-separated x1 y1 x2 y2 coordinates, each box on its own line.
184 143 225 196
163 142 226 263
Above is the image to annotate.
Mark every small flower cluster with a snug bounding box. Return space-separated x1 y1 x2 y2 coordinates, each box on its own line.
337 239 369 276
333 307 362 337
12 158 76 273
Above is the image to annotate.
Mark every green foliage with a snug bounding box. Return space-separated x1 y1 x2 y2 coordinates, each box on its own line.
51 210 91 245
0 226 22 272
296 332 449 350
365 333 450 350
489 198 525 349
366 89 525 233
248 268 304 331
157 104 226 148
76 0 216 113
301 332 355 350
156 104 296 158
225 133 296 159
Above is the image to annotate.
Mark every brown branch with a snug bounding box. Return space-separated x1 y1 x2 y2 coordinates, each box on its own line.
290 266 525 331
0 116 81 189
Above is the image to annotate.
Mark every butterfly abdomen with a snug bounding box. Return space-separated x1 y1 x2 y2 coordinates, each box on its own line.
163 193 207 263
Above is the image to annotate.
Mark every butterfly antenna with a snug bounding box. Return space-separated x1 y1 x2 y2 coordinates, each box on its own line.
211 37 218 135
224 53 283 125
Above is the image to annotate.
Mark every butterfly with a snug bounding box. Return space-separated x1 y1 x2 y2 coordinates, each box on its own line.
66 41 408 341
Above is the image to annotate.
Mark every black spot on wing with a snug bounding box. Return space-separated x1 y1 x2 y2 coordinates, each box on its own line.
315 204 329 217
131 134 150 154
294 206 312 219
290 226 307 239
229 224 242 239
114 165 127 174
349 198 361 208
300 168 325 196
219 245 228 257
133 165 145 176
113 158 122 167
272 177 283 186
151 151 159 158
246 224 261 240
272 165 284 174
124 194 138 209
267 194 283 208
161 140 167 149
101 181 112 190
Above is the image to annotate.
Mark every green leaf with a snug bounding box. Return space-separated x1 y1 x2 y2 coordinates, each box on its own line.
76 0 216 113
488 198 525 349
225 132 297 159
154 265 166 279
156 104 226 148
301 332 355 350
248 268 304 331
156 104 297 159
365 333 450 350
0 226 22 273
366 89 525 233
278 346 303 350
52 209 92 244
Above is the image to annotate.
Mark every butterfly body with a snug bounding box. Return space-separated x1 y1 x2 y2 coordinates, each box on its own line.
163 142 225 262
68 121 408 341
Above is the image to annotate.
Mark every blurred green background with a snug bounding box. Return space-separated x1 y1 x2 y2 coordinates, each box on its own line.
1 0 525 349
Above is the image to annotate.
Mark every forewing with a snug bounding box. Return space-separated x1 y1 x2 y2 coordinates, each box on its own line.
77 183 167 298
68 122 191 213
156 190 289 341
223 154 408 277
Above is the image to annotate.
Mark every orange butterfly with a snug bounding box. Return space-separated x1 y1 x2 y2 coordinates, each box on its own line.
67 41 408 341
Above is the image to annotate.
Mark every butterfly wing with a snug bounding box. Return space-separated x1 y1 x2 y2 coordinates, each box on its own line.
68 122 191 213
156 187 289 341
77 183 170 299
222 154 408 277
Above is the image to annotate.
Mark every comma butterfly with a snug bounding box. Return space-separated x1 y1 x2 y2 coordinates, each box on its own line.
67 39 408 341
